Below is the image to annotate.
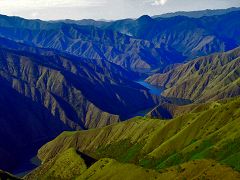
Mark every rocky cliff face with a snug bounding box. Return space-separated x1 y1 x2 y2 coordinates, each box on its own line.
146 47 240 102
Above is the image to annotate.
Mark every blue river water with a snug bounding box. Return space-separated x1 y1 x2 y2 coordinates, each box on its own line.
136 80 163 96
123 80 164 119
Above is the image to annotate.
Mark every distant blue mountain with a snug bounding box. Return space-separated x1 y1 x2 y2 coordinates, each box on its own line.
0 16 184 72
153 7 240 18
1 9 239 72
101 11 240 60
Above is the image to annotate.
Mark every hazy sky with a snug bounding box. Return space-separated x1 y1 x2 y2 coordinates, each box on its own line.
0 0 239 20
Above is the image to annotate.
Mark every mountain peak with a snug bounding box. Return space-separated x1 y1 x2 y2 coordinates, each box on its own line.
137 15 153 23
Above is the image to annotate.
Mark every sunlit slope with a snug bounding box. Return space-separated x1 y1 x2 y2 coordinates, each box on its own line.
146 47 240 103
78 158 162 180
38 96 240 172
78 159 240 180
38 118 167 163
25 148 87 180
24 155 240 180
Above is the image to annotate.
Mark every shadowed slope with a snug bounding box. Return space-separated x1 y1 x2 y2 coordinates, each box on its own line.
0 170 20 180
0 40 158 171
146 103 199 119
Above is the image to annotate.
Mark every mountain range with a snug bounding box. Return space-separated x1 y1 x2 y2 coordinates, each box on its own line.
0 7 239 179
153 7 240 18
101 11 240 61
0 15 184 72
1 10 240 73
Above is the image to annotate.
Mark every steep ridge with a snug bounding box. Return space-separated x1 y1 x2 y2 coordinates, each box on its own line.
146 47 240 102
0 78 69 171
146 103 199 119
0 41 156 126
24 148 88 180
0 37 140 81
0 15 184 72
103 11 240 60
0 48 118 130
0 41 158 171
38 96 240 173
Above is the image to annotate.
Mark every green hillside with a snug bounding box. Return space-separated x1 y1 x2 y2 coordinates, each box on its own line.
146 47 240 103
78 158 240 180
25 148 87 180
31 96 240 179
24 154 240 180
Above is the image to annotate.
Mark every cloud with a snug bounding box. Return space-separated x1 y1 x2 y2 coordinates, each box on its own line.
0 0 106 10
152 0 168 5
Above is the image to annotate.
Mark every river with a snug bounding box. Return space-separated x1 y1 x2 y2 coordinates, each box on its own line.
136 80 164 96
123 80 164 119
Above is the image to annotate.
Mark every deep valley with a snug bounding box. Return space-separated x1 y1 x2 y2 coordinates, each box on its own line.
0 5 239 180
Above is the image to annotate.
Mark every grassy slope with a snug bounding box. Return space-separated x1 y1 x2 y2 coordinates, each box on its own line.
37 96 240 176
38 117 167 164
146 47 240 103
78 159 240 180
146 102 200 119
78 158 162 180
25 148 87 180
23 156 240 180
23 155 240 180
